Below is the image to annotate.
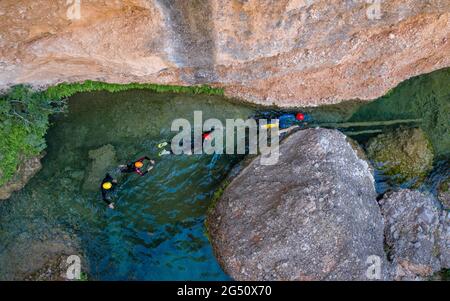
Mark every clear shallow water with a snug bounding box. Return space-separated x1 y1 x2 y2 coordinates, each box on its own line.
0 91 255 280
0 68 448 280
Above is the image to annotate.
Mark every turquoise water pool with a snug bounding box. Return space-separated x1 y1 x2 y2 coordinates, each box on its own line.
0 68 448 280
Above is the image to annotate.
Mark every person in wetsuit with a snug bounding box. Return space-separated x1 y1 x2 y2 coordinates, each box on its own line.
101 173 117 209
157 129 215 156
119 156 155 176
279 112 309 129
259 112 310 130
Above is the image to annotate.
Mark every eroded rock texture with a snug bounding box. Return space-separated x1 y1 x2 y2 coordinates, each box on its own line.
1 0 449 106
206 128 388 280
380 189 449 280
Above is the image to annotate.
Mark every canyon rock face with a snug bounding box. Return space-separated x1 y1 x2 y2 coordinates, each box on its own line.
1 0 449 106
206 128 389 280
206 129 449 281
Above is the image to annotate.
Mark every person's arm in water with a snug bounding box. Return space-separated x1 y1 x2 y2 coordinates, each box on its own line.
135 168 146 176
102 191 113 207
103 190 115 209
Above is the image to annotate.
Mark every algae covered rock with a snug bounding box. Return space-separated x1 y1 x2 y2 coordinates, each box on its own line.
366 128 433 184
82 144 117 192
207 128 388 281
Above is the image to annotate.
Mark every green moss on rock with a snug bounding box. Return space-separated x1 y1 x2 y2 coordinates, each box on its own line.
44 81 224 100
366 127 434 184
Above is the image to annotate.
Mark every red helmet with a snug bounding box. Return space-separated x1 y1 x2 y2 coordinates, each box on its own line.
296 113 305 121
203 132 211 140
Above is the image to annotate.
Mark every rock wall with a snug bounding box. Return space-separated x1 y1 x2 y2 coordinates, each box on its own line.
1 0 449 106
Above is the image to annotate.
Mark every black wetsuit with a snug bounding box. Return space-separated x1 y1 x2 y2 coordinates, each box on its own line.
120 156 153 176
164 130 215 154
101 173 116 205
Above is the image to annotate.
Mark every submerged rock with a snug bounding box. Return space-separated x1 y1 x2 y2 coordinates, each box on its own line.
379 190 449 280
366 128 434 185
25 253 88 281
207 128 387 280
1 1 449 106
82 144 117 192
0 154 43 200
0 232 86 281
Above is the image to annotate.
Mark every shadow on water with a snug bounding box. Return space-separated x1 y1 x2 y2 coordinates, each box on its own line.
0 68 448 280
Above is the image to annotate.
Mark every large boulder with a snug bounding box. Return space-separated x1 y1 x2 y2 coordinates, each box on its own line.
366 128 434 185
379 189 449 280
207 128 388 280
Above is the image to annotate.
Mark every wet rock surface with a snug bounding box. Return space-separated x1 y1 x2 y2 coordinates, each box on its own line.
1 1 449 106
0 154 43 200
438 179 450 210
366 128 434 185
207 128 387 280
379 189 449 280
25 253 87 281
0 234 85 281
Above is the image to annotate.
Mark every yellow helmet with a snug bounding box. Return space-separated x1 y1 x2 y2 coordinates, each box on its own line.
135 161 144 168
102 182 113 190
261 123 279 129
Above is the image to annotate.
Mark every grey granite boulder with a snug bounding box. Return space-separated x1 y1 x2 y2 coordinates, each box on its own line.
379 189 449 280
207 128 388 280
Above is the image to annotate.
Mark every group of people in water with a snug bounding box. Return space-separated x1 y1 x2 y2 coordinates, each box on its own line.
100 132 215 209
100 112 310 209
101 156 155 209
